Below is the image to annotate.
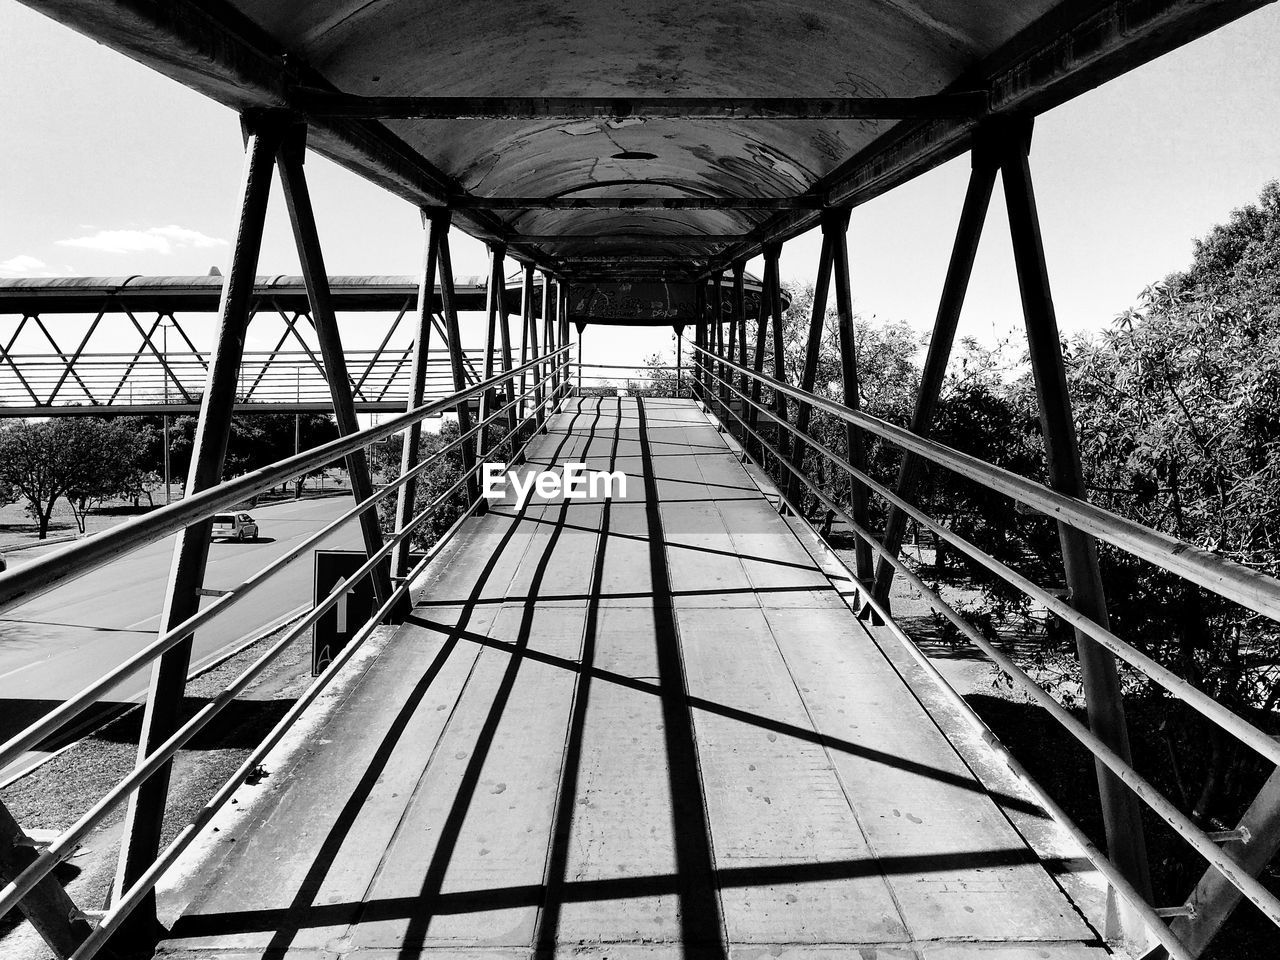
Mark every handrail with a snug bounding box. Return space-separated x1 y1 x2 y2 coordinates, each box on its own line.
0 374 566 927
0 346 568 615
689 342 1280 624
0 367 559 772
706 370 1280 930
699 358 1280 769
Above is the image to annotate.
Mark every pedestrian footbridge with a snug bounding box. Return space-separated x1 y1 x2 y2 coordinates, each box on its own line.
153 397 1107 958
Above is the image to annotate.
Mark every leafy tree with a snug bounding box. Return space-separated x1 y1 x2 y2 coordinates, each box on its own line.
64 420 153 533
0 418 146 538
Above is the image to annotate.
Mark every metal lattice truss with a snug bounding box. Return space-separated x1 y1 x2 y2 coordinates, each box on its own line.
0 276 499 415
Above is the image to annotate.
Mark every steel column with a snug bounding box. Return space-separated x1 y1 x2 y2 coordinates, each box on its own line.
436 220 480 506
872 151 999 608
113 117 282 944
493 246 521 456
831 216 875 583
558 283 571 398
476 244 503 462
276 128 393 606
730 262 746 416
712 272 726 412
543 272 558 404
528 266 546 431
786 220 838 505
388 209 444 584
764 244 790 469
747 264 770 458
1000 124 1153 912
0 803 92 958
692 282 706 402
519 264 535 421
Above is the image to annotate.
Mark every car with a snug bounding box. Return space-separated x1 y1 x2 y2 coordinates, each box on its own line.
0 552 6 573
211 513 259 542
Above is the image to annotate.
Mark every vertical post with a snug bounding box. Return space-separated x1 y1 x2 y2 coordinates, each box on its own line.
519 263 535 422
437 223 480 507
276 126 393 607
543 274 559 402
729 262 745 430
765 244 790 470
558 283 571 398
712 272 726 410
386 208 443 585
528 266 545 430
113 116 281 944
872 151 998 608
674 325 683 396
786 220 838 506
692 282 706 403
476 243 503 463
575 321 585 395
831 215 874 583
747 264 770 457
492 249 521 456
1000 122 1152 912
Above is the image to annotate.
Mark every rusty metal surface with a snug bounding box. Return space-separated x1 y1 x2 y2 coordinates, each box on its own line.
14 0 1275 282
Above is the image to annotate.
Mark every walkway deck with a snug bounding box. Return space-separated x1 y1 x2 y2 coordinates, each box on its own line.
157 397 1113 959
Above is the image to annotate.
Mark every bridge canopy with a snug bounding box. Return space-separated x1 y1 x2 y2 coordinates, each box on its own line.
20 0 1268 288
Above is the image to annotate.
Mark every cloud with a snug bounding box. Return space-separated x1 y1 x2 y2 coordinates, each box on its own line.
56 225 228 255
0 255 58 278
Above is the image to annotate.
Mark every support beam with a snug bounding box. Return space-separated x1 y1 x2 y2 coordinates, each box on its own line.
764 245 790 471
296 93 989 121
388 209 444 586
0 802 93 958
518 264 535 422
1000 124 1153 915
872 150 999 608
831 217 875 583
543 273 559 402
436 220 480 507
276 127 393 609
453 195 822 211
786 219 838 505
526 264 545 430
475 243 504 463
692 282 706 402
113 117 281 946
712 271 727 412
558 283 571 399
1172 765 1280 956
494 247 521 457
747 267 770 458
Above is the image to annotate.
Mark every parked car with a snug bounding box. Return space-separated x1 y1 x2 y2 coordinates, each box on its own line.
211 513 259 541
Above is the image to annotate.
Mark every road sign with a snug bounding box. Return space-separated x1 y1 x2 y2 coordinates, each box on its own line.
311 549 424 675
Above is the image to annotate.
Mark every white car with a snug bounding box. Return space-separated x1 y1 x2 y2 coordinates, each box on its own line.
211 513 259 542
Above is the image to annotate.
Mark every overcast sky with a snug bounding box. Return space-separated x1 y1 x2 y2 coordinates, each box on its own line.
1 2 1278 369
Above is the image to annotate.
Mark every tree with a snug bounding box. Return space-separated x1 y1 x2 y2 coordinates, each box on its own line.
0 419 145 539
64 420 152 533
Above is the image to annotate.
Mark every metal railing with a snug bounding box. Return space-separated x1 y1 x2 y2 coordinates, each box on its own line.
688 339 1280 960
0 345 570 958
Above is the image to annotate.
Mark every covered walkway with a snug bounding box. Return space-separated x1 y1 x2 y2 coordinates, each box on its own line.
157 398 1106 959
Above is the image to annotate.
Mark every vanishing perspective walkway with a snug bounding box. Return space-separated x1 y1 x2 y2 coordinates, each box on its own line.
156 397 1108 959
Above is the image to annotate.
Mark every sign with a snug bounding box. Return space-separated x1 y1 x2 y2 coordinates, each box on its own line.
311 549 424 675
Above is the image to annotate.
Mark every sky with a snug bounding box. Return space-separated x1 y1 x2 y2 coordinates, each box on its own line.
1 1 1279 372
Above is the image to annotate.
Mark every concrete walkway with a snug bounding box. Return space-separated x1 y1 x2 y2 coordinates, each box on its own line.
156 397 1112 959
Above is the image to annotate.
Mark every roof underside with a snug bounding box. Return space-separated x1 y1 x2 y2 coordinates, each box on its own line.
19 0 1273 288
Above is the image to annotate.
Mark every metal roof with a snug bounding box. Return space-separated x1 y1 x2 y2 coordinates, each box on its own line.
17 0 1271 286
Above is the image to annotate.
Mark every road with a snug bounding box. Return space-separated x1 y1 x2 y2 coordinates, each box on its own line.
0 497 361 783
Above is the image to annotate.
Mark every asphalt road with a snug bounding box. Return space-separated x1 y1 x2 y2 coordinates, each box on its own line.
0 497 360 783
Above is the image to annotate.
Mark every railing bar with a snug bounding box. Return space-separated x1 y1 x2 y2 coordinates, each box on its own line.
690 342 1280 627
720 394 1280 928
0 347 568 614
698 359 1280 770
0 368 559 770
